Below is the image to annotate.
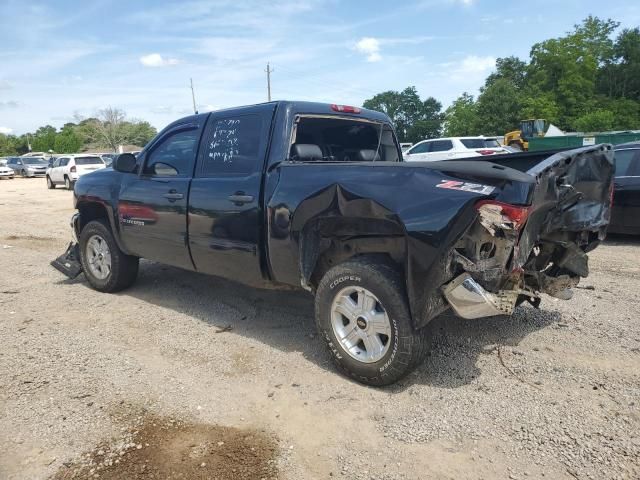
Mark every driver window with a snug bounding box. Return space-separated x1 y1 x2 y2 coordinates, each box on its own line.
144 127 199 176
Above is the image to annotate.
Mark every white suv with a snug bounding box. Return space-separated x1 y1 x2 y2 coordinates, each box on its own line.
403 137 508 162
46 154 106 190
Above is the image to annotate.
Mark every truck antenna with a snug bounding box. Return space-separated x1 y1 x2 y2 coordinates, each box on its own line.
265 62 274 102
190 78 198 114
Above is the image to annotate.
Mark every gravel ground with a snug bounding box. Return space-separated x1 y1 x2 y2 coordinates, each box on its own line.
0 177 639 479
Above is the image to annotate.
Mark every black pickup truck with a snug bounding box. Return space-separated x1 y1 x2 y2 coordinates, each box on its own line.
52 101 614 386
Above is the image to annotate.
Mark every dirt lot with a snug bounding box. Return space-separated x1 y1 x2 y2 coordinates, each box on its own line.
1 177 639 480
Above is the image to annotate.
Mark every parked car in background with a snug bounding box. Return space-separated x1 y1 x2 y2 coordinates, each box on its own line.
7 156 49 177
404 137 508 162
99 153 117 167
609 142 640 235
46 154 106 189
0 163 15 179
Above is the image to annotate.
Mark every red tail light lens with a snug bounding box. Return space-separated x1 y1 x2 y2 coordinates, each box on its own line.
70 165 76 172
330 104 361 114
476 149 495 155
475 200 530 230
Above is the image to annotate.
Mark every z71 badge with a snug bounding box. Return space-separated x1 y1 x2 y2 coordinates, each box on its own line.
436 180 495 195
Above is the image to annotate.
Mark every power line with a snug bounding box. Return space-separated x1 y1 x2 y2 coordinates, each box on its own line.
265 62 274 101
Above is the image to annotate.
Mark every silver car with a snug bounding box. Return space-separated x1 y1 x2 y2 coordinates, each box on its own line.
6 157 49 177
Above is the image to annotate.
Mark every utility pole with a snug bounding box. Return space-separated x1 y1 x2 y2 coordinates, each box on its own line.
265 62 274 101
190 78 198 114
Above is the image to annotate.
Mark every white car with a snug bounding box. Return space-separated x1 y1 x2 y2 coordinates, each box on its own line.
46 154 106 190
403 137 508 162
0 164 14 179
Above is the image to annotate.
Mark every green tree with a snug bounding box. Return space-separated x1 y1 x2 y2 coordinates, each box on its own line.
521 93 560 124
363 86 443 142
475 78 523 135
573 109 615 132
485 56 528 89
31 125 57 152
54 129 82 153
443 93 479 136
121 120 157 147
528 16 619 129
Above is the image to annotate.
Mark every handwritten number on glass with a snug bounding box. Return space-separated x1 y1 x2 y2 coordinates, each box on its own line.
209 119 241 165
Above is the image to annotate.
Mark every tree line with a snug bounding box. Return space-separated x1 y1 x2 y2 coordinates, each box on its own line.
363 16 640 143
0 107 157 156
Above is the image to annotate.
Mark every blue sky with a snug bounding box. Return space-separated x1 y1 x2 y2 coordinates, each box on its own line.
1 0 639 135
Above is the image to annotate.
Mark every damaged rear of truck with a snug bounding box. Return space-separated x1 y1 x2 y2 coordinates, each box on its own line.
440 145 613 321
274 142 613 385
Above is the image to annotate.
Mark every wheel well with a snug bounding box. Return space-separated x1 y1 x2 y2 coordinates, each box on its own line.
301 229 405 290
78 202 108 232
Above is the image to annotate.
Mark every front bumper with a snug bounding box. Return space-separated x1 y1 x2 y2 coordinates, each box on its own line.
71 212 81 241
0 171 14 177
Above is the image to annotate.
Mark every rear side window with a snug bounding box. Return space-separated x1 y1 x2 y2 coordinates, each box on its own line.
430 140 453 152
460 138 501 149
75 156 104 165
200 114 264 176
291 117 400 162
615 149 640 177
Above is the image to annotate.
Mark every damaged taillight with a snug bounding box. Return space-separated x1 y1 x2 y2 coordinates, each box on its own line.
70 165 76 172
475 200 530 231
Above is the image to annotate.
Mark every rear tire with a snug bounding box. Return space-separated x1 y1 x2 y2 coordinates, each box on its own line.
315 257 429 386
79 219 139 293
64 176 73 190
46 176 55 189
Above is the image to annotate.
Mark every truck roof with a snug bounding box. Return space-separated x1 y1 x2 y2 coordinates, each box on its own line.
183 100 391 124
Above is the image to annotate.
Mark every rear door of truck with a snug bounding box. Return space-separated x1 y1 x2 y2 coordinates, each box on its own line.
187 103 276 283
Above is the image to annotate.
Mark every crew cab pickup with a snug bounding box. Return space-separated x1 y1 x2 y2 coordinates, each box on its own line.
52 101 614 386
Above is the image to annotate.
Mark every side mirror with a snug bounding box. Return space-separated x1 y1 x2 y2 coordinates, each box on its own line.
113 153 138 173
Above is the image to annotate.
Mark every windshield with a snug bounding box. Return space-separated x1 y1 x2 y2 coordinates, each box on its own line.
75 156 104 165
23 158 47 165
460 138 501 149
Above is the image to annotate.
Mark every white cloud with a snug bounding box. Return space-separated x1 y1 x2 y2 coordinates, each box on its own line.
458 55 496 73
0 79 12 90
354 37 382 62
139 53 179 67
0 127 13 134
0 101 20 109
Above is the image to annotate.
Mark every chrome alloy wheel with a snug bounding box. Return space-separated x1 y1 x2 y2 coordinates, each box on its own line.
85 234 112 280
330 286 392 363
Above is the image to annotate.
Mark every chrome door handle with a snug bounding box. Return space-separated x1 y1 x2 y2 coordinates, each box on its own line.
163 191 183 200
227 193 254 204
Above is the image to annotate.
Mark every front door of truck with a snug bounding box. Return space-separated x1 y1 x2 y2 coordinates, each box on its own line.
188 103 275 284
117 119 205 269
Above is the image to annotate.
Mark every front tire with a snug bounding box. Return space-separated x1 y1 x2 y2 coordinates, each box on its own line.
46 176 55 189
315 258 429 386
20 169 27 177
79 219 139 292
